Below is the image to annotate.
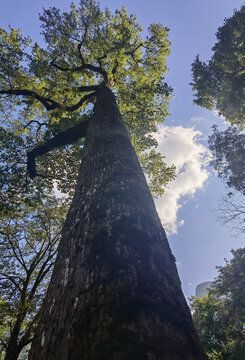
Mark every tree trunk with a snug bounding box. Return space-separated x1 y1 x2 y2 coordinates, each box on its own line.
4 340 21 360
29 83 207 360
5 304 27 360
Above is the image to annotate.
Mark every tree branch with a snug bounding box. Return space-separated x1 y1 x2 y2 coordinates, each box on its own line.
5 233 27 272
0 89 61 111
98 54 107 68
125 42 145 63
0 337 7 349
23 120 50 130
27 119 90 179
65 91 97 111
77 42 85 65
0 272 22 293
27 257 55 306
51 55 108 81
18 309 40 349
77 85 100 92
0 88 97 112
111 59 119 84
79 19 89 50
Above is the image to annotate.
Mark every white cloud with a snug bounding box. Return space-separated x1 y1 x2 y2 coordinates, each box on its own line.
154 125 210 234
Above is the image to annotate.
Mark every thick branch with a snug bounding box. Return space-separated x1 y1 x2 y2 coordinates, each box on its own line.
64 91 97 111
27 119 90 179
23 120 49 130
0 89 60 110
77 42 85 65
51 57 108 82
51 40 108 80
0 88 97 112
98 54 107 68
112 60 119 75
77 85 100 92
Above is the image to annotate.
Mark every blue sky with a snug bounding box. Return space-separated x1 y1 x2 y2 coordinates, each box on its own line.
1 0 244 298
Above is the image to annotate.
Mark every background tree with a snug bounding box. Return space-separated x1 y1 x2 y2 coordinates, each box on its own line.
191 4 245 239
191 5 245 129
0 196 67 360
190 248 245 360
208 126 245 196
208 125 245 238
0 106 69 359
0 1 206 359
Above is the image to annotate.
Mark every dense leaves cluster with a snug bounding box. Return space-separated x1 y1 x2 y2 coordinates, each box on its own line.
190 248 245 360
191 5 245 129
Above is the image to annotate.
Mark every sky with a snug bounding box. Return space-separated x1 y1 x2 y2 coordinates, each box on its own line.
0 0 244 298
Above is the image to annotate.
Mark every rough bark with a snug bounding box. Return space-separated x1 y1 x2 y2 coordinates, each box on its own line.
29 83 207 360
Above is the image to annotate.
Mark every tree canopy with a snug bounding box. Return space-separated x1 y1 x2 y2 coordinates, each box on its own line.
191 5 245 129
0 0 175 200
190 248 245 360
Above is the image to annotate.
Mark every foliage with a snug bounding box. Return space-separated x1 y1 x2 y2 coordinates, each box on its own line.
208 125 245 195
190 248 245 360
0 125 45 214
0 117 86 215
140 149 176 197
191 5 245 129
192 4 245 236
0 196 67 359
0 0 175 198
208 125 245 238
216 193 245 238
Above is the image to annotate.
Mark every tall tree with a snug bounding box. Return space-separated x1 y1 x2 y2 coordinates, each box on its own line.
191 4 245 238
191 5 245 129
208 125 245 237
190 248 245 360
0 1 206 358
